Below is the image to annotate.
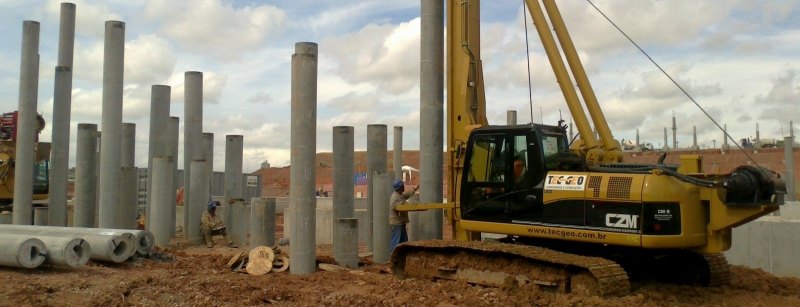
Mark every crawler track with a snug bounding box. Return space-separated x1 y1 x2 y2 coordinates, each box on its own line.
391 240 630 296
704 253 731 287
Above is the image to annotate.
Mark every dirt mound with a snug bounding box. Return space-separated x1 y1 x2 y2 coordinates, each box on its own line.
1 244 799 306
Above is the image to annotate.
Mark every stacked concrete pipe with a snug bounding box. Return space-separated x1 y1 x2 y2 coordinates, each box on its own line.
32 236 90 267
17 225 153 256
0 234 47 268
0 225 146 262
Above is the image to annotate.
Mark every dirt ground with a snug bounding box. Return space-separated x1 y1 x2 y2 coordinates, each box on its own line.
2 214 800 306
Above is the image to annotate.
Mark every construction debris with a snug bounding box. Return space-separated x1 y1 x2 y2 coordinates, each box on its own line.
227 245 290 275
318 263 347 272
246 246 275 275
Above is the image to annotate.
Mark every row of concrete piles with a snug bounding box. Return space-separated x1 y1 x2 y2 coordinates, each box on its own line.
7 3 257 252
288 0 446 274
11 2 447 276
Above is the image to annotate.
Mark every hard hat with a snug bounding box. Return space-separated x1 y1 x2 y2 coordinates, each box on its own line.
207 200 219 211
392 179 404 191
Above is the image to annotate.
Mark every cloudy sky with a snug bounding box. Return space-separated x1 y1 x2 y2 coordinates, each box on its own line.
0 0 798 172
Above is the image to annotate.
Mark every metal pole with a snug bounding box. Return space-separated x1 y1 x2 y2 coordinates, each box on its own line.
98 21 125 229
289 42 318 275
12 21 40 225
73 124 98 228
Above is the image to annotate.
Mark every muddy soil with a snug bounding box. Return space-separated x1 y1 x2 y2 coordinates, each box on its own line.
2 214 799 306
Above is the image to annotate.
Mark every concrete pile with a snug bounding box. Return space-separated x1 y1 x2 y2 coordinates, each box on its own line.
0 225 154 269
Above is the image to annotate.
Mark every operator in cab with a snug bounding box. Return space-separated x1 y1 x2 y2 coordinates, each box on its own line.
390 179 418 251
201 200 237 248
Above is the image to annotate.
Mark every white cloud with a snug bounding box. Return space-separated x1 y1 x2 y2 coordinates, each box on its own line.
124 34 175 85
322 18 420 95
142 0 286 61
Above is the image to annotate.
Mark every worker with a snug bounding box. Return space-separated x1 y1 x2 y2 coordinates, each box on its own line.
201 200 237 248
513 158 528 189
390 179 418 251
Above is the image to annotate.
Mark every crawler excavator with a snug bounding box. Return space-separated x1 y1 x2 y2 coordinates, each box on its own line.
391 0 785 296
0 111 50 212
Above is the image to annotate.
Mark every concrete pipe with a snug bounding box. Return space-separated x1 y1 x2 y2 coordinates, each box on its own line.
0 234 47 268
81 233 134 263
37 235 90 267
0 225 150 258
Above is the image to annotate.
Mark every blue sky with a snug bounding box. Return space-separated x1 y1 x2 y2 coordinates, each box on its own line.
1 0 798 172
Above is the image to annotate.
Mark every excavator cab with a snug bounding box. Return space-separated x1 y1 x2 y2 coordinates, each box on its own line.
460 124 570 224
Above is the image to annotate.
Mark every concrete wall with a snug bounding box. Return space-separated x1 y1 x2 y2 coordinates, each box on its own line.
284 207 370 246
725 202 800 278
274 197 367 214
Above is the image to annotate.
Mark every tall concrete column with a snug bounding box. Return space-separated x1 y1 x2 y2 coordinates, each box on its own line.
49 4 76 226
119 123 137 228
74 124 98 228
663 127 669 151
507 110 517 125
289 42 318 275
56 3 76 68
224 135 245 245
183 71 203 233
168 116 179 237
636 129 640 147
150 156 174 247
366 124 387 251
372 172 390 263
202 132 214 174
420 0 444 240
98 20 125 229
49 66 72 226
250 197 276 247
33 207 48 226
393 126 403 181
721 124 730 151
785 136 796 201
186 160 210 243
119 167 138 229
121 123 135 167
146 85 170 229
12 21 40 225
672 115 677 149
756 123 762 148
333 126 354 263
691 126 700 150
335 218 359 268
